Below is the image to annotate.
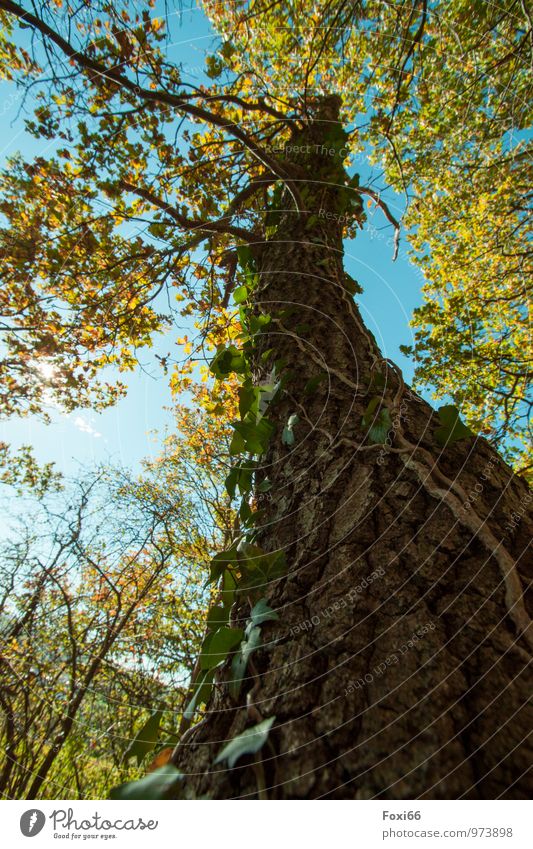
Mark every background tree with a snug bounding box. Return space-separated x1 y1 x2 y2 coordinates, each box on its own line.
0 391 234 799
0 0 530 800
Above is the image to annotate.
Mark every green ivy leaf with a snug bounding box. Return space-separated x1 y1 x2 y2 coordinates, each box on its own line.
124 710 162 766
233 415 275 455
210 345 247 379
229 620 264 699
282 413 299 446
109 765 183 800
206 605 229 631
239 498 253 525
248 313 271 335
207 548 238 585
242 623 262 663
250 598 279 627
258 381 280 415
233 285 248 305
214 717 276 768
221 568 239 608
237 244 254 273
239 549 287 592
200 626 244 671
369 407 392 444
369 372 386 390
238 383 260 419
229 649 248 699
361 398 391 444
435 404 474 446
229 430 247 455
237 462 255 495
183 669 214 721
361 396 380 426
225 466 240 498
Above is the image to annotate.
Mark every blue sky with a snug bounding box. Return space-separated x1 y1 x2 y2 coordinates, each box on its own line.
0 2 427 479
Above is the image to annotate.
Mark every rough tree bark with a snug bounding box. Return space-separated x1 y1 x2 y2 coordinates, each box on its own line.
174 97 532 799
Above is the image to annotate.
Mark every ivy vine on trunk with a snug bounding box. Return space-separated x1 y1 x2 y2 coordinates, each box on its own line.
168 99 532 800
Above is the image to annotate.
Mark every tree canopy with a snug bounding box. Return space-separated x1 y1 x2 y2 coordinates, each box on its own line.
0 0 529 472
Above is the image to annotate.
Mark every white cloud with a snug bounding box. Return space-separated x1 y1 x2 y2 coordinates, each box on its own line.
73 416 102 439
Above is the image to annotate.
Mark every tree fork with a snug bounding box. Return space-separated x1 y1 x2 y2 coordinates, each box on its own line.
174 98 532 800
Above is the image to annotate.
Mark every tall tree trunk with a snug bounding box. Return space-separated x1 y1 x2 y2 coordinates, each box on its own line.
175 97 532 799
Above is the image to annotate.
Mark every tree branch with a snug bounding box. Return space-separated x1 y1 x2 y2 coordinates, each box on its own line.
0 0 304 213
118 180 254 243
357 187 401 260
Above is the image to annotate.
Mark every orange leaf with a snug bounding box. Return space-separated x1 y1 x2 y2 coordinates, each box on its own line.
147 747 173 772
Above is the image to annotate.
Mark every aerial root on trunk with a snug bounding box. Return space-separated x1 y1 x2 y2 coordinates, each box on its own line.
398 435 533 654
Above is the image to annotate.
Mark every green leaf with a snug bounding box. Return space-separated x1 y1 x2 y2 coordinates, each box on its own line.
258 381 280 415
239 498 253 525
369 372 386 390
233 285 248 305
248 313 271 335
228 619 264 699
273 424 286 447
238 383 260 419
124 710 162 766
435 405 474 447
159 733 180 748
233 415 275 455
206 605 229 631
214 717 276 768
229 430 246 455
361 396 380 427
257 478 272 493
369 407 392 444
200 626 244 670
225 466 240 499
361 398 392 444
207 548 238 585
183 669 214 721
221 568 239 608
237 463 255 495
229 649 248 699
240 549 287 592
148 221 167 238
282 412 299 446
220 41 235 60
237 244 254 273
242 623 262 664
250 598 279 627
210 345 247 379
109 766 183 800
265 183 284 229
